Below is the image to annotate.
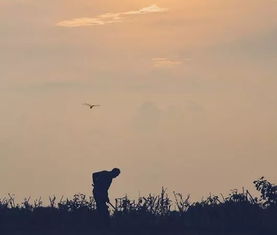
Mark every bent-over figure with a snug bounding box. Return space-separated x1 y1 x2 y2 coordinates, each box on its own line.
92 168 121 226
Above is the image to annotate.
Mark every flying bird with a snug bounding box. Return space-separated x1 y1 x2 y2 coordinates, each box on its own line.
83 103 101 109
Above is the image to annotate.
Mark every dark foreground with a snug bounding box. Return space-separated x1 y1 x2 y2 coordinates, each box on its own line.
0 177 276 235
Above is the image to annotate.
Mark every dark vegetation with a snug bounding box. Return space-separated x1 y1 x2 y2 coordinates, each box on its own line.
0 177 276 235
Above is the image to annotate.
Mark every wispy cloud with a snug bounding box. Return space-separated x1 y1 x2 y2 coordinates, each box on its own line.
57 5 168 28
152 58 183 68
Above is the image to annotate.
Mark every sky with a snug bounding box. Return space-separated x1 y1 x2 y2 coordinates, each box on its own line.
0 0 277 202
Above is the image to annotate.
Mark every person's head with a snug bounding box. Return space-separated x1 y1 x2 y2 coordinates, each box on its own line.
111 168 121 178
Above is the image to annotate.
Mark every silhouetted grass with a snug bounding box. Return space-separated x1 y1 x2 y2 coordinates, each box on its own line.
0 177 276 235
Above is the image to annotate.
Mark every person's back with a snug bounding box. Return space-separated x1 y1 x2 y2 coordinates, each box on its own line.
93 171 113 199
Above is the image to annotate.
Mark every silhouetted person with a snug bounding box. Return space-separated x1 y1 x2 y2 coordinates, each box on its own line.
92 168 121 227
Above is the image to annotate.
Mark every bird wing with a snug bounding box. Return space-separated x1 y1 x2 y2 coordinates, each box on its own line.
83 103 92 107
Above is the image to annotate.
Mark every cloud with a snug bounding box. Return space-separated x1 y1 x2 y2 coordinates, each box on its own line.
123 5 168 15
57 5 168 28
152 58 183 68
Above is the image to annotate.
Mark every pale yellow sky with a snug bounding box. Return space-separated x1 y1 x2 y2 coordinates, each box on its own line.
0 0 277 202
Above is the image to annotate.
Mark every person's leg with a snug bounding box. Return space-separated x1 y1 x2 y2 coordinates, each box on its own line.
102 203 110 227
96 200 110 228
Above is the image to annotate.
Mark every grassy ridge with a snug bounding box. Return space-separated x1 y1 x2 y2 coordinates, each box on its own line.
0 177 276 235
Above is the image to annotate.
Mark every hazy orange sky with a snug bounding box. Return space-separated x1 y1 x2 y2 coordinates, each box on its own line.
1 0 277 202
